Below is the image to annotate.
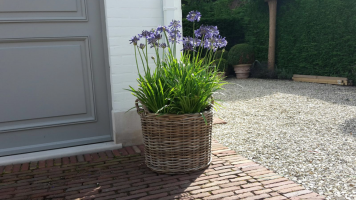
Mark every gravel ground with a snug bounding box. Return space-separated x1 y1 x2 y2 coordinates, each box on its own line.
212 78 356 200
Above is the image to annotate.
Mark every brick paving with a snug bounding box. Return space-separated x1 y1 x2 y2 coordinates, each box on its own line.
0 141 325 200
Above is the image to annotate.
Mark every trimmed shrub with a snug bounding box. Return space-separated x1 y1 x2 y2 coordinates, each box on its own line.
228 43 255 65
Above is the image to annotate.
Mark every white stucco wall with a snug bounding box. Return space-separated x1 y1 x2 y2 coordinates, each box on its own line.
104 0 182 146
105 0 164 112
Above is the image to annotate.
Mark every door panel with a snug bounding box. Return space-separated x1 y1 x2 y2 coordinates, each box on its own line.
0 0 112 156
0 37 96 132
0 0 87 22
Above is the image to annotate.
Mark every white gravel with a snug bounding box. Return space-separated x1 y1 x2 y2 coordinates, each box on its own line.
212 78 356 200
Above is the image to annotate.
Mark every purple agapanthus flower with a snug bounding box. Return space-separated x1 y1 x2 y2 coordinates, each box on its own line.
154 33 162 40
207 26 219 36
168 29 182 44
129 36 140 45
156 26 167 33
169 20 182 30
202 35 227 51
147 36 159 48
215 36 228 48
183 37 201 47
147 37 156 45
187 10 202 22
203 39 212 49
194 26 209 38
139 43 146 49
194 25 219 39
183 42 196 52
160 43 167 49
139 30 153 39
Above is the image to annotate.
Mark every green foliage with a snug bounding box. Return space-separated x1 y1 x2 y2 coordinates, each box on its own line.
214 50 229 60
250 61 277 79
228 43 255 65
214 58 229 72
128 49 226 114
183 18 244 50
182 0 242 19
276 68 293 80
250 60 292 79
182 0 356 81
241 0 356 82
128 20 227 115
239 0 269 62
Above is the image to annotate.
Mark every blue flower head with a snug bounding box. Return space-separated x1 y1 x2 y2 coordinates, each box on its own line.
169 20 182 30
129 36 140 45
216 36 228 48
147 37 158 47
183 37 201 47
183 42 196 52
139 43 146 49
195 25 219 39
156 26 167 33
139 30 153 39
169 29 182 44
160 43 167 49
154 33 162 40
187 11 202 22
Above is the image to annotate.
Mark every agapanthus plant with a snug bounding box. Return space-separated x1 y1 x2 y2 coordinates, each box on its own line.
127 11 227 115
187 10 201 22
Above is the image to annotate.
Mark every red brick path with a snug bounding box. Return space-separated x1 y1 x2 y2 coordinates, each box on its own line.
0 141 325 200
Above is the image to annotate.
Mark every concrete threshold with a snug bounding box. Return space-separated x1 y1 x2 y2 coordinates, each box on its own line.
0 142 123 166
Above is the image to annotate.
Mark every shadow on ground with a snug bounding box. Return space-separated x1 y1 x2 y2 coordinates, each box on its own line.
340 117 356 138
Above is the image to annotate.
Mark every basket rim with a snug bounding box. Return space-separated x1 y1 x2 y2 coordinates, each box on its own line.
143 108 212 117
135 99 213 117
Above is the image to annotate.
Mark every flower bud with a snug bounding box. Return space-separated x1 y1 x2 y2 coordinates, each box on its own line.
139 43 146 49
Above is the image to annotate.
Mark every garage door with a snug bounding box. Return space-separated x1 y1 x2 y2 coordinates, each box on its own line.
0 0 112 156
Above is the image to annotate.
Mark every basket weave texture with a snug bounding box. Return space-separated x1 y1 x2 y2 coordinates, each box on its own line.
135 100 213 174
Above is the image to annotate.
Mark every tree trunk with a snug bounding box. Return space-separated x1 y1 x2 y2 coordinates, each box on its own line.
267 0 277 71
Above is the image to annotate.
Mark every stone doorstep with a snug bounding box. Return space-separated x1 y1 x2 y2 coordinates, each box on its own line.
0 141 325 200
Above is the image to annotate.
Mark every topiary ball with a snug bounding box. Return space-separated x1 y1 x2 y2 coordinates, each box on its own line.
228 44 255 65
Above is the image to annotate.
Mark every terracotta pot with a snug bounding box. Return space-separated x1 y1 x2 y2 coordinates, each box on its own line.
233 64 251 79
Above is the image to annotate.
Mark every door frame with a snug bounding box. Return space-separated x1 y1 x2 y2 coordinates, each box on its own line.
98 0 114 141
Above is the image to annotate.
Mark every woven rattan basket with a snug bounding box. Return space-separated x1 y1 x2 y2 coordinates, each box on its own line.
135 99 213 174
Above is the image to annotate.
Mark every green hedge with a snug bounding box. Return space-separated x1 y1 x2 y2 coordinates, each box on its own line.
182 0 239 19
182 18 245 50
242 0 356 81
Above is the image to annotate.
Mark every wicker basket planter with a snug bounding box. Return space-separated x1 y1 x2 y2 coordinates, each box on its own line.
135 100 213 174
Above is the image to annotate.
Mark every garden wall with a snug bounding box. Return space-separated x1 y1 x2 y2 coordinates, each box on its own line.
105 0 182 146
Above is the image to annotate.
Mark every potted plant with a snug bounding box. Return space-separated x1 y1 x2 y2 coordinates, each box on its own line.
127 11 227 174
228 43 255 79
